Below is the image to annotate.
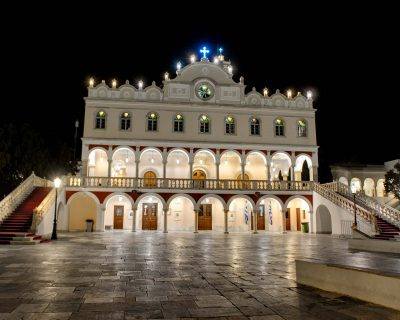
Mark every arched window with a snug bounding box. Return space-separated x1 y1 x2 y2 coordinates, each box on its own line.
120 112 131 131
297 119 307 137
225 116 235 134
250 117 260 135
173 114 184 132
274 118 285 136
147 112 158 131
199 114 210 133
95 111 106 129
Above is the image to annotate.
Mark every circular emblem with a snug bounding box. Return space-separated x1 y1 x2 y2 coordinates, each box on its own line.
196 82 214 100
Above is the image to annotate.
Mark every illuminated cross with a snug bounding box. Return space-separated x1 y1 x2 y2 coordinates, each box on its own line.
218 47 223 55
200 46 210 59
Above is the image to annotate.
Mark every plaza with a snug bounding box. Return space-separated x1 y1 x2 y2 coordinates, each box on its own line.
0 231 399 319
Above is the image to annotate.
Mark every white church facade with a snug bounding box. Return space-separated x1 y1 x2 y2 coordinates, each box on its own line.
63 48 320 234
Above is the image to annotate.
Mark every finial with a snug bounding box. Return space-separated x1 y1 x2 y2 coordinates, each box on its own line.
239 76 244 84
152 81 156 86
125 80 129 84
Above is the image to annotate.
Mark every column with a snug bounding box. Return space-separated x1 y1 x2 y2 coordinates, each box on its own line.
107 159 112 178
224 209 229 234
290 165 294 182
308 211 313 234
135 160 140 187
81 159 88 177
281 210 287 234
216 161 220 181
253 209 258 234
163 208 168 233
189 148 194 179
132 206 136 232
194 209 199 233
98 205 105 232
312 166 318 182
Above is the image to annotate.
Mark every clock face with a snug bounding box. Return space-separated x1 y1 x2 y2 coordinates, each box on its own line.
196 83 214 100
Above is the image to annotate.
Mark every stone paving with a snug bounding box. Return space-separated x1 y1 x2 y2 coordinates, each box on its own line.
0 231 399 320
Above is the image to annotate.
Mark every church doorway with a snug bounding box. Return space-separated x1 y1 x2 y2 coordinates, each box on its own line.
143 171 157 187
113 205 124 229
198 204 212 230
285 210 291 230
142 203 158 230
257 205 266 230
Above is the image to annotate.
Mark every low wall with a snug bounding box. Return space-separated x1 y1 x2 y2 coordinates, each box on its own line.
349 239 400 254
296 259 400 310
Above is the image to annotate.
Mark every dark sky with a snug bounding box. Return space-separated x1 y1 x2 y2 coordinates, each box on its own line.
3 4 399 182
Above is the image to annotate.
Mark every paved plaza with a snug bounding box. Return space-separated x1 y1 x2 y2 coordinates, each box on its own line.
0 232 399 320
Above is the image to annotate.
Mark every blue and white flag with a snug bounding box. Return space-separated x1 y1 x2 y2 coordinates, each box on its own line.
244 202 250 224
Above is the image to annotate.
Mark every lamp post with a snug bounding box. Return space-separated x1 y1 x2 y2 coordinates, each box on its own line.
51 177 62 240
351 184 357 228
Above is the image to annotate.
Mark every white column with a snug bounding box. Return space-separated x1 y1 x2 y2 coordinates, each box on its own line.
224 209 229 234
253 209 258 234
132 206 136 232
216 161 220 180
194 209 199 233
98 205 105 231
308 211 313 234
241 163 245 179
189 161 193 179
312 166 318 182
281 210 287 234
163 208 168 233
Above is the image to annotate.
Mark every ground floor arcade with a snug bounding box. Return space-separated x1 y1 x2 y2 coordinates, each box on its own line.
61 191 321 234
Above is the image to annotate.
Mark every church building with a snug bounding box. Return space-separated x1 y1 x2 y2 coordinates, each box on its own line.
63 47 318 234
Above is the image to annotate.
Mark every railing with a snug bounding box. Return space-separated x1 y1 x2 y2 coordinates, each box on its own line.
324 181 400 228
0 173 51 223
313 182 377 233
65 176 314 192
31 188 56 232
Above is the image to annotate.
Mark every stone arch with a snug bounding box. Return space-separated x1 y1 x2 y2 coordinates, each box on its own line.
284 195 313 232
244 151 267 180
350 177 362 193
166 149 190 179
167 193 198 210
256 195 284 209
363 178 375 197
193 149 217 179
339 176 349 185
227 194 255 210
197 194 228 211
294 154 313 181
67 191 100 231
103 193 135 230
270 151 292 181
220 150 242 179
220 149 242 161
139 147 163 178
87 148 108 177
133 193 166 211
283 195 312 212
193 148 216 161
111 147 136 177
376 179 385 197
103 192 135 207
316 204 332 234
167 148 190 161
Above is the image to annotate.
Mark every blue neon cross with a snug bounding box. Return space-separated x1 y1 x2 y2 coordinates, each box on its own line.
200 46 210 59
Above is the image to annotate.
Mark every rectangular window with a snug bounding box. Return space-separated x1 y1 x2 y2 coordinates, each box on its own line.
275 125 284 136
250 124 260 135
200 122 209 133
96 118 105 129
225 123 235 134
147 119 157 131
174 120 184 132
120 119 131 131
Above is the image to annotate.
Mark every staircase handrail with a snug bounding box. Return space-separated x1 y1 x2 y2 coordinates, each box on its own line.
327 181 400 228
0 173 36 222
31 187 56 232
313 182 377 231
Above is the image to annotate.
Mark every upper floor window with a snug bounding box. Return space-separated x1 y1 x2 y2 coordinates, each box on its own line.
173 114 184 132
250 117 260 136
199 114 210 133
147 112 158 131
120 112 131 131
95 111 106 129
225 116 235 134
297 119 307 137
275 118 285 136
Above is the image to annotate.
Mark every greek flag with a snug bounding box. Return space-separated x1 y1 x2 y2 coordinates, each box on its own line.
268 202 273 225
244 203 250 224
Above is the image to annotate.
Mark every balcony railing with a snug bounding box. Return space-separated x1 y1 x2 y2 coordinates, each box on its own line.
65 176 313 192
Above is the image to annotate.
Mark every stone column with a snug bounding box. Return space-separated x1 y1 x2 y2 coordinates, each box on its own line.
163 208 168 233
98 205 105 232
81 159 88 177
253 210 258 234
281 210 287 234
290 165 294 182
135 160 140 187
308 211 313 234
194 209 199 233
132 206 136 232
189 161 193 179
107 159 112 178
312 166 318 182
224 209 229 234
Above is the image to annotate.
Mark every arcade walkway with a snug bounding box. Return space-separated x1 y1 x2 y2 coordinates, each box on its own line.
0 232 399 319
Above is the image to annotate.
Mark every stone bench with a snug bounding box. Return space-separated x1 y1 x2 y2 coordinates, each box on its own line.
296 259 400 310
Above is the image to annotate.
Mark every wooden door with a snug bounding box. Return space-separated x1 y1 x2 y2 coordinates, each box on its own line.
113 205 124 229
198 204 212 230
296 208 301 231
144 171 157 187
193 170 206 189
237 173 250 189
285 209 291 231
142 203 158 230
257 205 265 230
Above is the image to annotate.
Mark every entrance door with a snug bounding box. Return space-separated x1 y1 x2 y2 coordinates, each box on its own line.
143 171 157 188
142 203 158 230
113 205 124 229
285 209 291 231
237 173 250 189
258 205 265 230
198 204 212 230
296 208 301 231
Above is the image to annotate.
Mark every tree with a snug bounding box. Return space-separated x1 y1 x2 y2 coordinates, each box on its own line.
287 167 292 181
301 160 310 181
278 170 283 181
384 162 400 200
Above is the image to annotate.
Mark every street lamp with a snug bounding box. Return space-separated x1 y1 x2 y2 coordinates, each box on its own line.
51 177 62 240
351 184 357 227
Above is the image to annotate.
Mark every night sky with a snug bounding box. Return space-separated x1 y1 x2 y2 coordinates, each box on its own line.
3 5 398 182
